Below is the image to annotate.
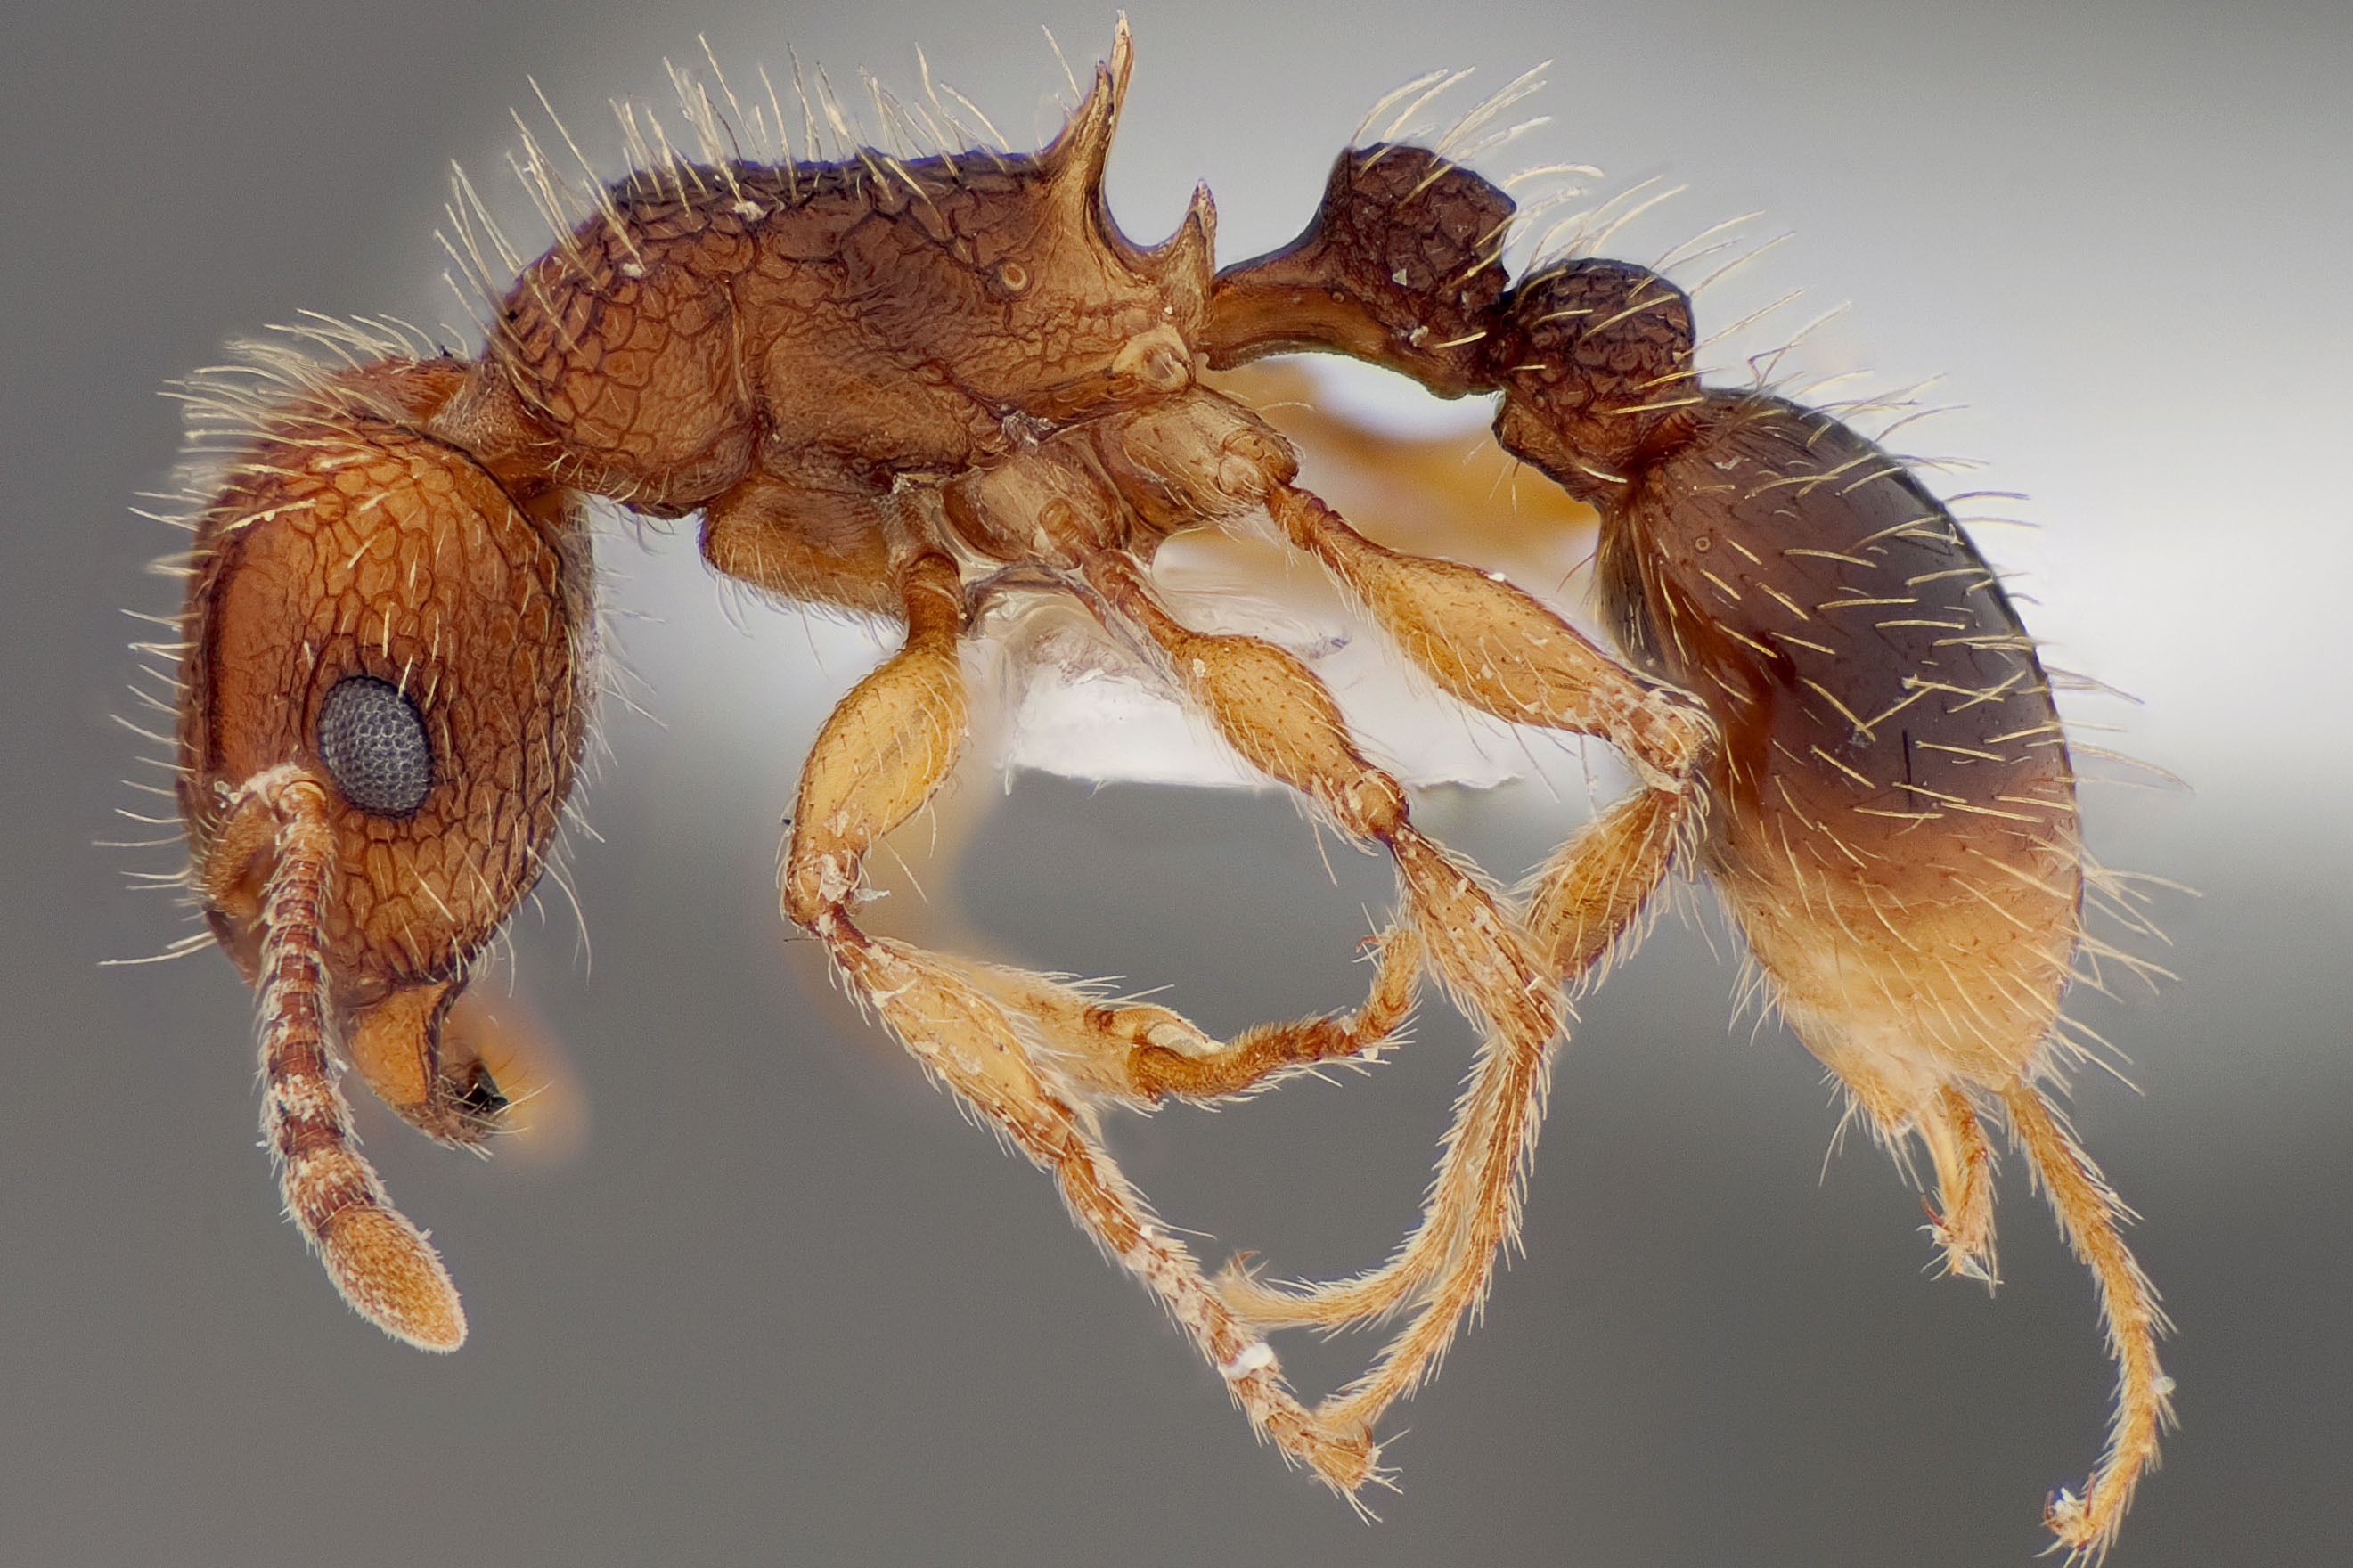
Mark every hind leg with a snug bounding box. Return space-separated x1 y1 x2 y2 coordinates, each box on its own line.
2000 1081 2172 1561
1919 1085 1999 1286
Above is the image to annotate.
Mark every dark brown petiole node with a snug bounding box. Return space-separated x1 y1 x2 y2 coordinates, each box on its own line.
157 24 2167 1556
1206 143 1516 396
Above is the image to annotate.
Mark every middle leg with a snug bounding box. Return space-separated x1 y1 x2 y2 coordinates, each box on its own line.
1212 488 1712 1338
1081 546 1568 1443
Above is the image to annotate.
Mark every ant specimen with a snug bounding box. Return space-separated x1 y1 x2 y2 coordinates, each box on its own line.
152 24 2168 1558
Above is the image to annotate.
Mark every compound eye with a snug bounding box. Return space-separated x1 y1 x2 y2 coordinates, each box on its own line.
317 675 434 817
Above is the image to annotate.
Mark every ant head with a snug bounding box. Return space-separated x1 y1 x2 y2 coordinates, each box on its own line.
178 366 589 1139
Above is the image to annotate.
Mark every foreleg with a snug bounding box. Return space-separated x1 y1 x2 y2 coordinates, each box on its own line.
816 919 1380 1490
940 927 1424 1107
783 545 1418 1102
781 551 1387 1490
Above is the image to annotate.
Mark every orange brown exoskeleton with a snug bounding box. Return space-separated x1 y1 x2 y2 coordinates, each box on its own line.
151 23 2167 1556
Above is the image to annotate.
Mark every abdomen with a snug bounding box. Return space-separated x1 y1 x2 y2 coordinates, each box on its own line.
1605 395 2080 1116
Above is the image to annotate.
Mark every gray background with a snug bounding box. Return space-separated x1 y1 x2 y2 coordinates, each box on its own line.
5 0 2349 1563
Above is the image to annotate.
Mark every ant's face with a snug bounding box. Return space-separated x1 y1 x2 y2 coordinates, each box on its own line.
177 384 587 1157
